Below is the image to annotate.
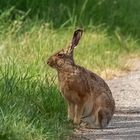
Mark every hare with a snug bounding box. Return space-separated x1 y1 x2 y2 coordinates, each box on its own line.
47 29 115 128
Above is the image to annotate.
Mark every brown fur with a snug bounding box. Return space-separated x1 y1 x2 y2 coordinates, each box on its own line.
47 29 115 128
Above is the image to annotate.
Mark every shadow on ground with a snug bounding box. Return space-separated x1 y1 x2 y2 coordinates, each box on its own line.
68 112 140 140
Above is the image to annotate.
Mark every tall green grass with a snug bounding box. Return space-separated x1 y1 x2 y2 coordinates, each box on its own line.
0 0 140 37
0 61 72 140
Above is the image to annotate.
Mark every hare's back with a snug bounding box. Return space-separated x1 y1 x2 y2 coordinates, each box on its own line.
87 69 111 93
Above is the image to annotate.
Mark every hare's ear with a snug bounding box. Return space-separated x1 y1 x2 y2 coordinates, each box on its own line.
68 29 83 53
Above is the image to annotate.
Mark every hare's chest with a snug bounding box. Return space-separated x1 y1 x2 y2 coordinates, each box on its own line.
58 73 74 92
59 81 79 103
61 88 80 103
58 72 81 103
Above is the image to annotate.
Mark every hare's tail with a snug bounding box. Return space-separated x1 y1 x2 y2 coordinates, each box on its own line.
98 108 112 128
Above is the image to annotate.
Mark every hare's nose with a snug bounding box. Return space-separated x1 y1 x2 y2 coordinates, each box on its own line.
47 60 50 65
47 58 53 66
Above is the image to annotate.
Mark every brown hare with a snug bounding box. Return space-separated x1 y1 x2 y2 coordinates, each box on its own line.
47 29 115 129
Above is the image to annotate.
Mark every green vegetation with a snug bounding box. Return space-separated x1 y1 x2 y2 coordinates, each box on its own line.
0 67 69 140
1 0 140 37
0 0 140 139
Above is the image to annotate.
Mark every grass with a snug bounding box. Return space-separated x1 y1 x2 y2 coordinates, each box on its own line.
0 1 140 139
0 61 71 140
1 0 140 37
0 20 139 140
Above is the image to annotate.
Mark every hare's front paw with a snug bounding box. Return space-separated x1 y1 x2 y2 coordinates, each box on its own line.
68 113 74 121
67 103 75 121
74 116 81 124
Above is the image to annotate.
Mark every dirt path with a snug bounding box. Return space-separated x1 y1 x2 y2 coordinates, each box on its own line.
72 59 140 140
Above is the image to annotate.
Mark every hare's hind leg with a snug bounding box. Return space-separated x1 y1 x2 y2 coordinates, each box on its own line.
81 114 104 129
81 115 97 128
81 108 112 129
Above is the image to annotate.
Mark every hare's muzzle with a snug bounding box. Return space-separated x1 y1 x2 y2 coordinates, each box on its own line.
47 57 54 67
47 59 51 65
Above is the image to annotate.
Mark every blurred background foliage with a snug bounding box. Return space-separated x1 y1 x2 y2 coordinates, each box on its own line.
0 0 140 37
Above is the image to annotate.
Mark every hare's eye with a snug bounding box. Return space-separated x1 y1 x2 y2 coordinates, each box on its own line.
57 53 64 57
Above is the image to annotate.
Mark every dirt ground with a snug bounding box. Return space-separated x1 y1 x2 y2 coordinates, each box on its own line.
72 59 140 140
